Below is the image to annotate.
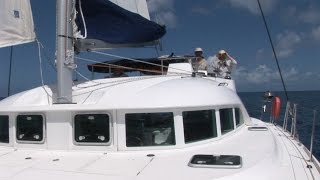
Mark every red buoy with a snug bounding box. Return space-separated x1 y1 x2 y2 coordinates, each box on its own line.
272 96 281 120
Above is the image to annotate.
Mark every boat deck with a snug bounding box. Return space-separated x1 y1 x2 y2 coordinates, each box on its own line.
0 118 319 180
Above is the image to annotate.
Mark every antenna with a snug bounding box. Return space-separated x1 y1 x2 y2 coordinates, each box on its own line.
257 0 289 101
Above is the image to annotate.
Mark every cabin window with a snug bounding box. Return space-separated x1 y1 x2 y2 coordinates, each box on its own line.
16 115 44 142
182 110 217 143
0 116 9 143
125 112 175 147
220 108 234 134
235 108 244 127
74 114 110 144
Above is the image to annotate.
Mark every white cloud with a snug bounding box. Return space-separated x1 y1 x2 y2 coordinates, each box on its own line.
233 65 300 84
298 8 320 25
312 26 320 40
275 31 302 58
225 0 278 15
282 6 320 25
147 0 177 28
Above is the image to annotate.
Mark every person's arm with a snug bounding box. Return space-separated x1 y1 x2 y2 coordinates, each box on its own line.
227 53 237 65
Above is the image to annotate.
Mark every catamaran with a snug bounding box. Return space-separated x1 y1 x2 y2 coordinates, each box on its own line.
0 0 319 179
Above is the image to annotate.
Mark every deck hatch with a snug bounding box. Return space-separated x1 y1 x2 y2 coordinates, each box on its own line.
189 155 242 169
248 126 268 131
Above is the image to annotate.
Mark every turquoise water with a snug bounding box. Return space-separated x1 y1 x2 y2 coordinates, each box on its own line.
239 91 320 160
1 92 320 160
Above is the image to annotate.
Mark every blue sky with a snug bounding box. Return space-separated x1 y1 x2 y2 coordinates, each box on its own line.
1 0 320 97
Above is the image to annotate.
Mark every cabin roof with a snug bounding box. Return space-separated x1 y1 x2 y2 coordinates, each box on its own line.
0 76 241 111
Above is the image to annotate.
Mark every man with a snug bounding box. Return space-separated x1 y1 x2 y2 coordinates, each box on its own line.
208 49 237 78
191 47 207 72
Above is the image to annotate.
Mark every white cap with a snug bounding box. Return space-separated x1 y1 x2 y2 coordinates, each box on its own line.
218 49 226 55
194 47 203 52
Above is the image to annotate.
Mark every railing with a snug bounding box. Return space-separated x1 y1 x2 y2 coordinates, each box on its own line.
282 101 318 162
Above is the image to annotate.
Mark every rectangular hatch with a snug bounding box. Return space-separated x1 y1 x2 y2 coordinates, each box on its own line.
248 126 268 131
188 155 242 169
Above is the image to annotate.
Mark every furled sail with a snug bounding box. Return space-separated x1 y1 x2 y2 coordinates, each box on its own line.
74 0 166 51
0 0 36 48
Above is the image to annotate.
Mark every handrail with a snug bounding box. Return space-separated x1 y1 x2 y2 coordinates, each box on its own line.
282 101 319 162
309 110 317 162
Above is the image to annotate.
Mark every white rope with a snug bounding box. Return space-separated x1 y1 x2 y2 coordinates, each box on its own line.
72 0 87 39
36 39 53 101
90 50 193 75
73 75 165 97
78 0 87 39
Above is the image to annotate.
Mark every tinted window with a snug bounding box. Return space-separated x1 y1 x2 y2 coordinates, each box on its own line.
235 108 244 127
220 108 234 134
125 113 175 147
74 114 110 143
16 115 43 142
0 116 9 143
183 110 217 143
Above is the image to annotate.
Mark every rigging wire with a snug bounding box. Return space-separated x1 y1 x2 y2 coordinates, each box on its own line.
7 46 13 97
76 56 164 75
74 68 93 82
257 0 289 101
36 39 53 101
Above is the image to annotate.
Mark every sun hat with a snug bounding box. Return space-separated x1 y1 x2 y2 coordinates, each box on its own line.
194 47 203 52
218 49 226 55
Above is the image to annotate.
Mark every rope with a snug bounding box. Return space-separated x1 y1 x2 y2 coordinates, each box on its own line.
73 76 167 97
78 0 87 39
73 68 101 84
257 0 289 101
7 46 13 97
36 40 53 101
90 50 193 74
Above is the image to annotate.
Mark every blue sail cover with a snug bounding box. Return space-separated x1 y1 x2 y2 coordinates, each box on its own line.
75 0 166 50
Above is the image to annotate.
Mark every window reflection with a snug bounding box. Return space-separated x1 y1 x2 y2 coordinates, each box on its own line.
0 116 9 143
16 115 43 142
74 114 110 144
183 110 217 143
235 108 244 127
125 113 175 147
220 109 234 134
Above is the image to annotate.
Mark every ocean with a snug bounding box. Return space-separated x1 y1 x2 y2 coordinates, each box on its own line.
1 91 320 160
239 91 320 160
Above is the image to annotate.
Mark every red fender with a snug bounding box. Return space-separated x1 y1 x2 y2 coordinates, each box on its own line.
272 96 281 120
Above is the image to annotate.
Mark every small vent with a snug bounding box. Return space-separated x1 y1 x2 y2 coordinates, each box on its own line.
248 126 268 131
189 155 242 169
218 82 228 86
14 10 20 18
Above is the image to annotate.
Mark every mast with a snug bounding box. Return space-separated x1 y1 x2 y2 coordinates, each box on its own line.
56 0 75 103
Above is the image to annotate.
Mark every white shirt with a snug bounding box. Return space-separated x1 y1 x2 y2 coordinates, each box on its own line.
207 55 237 77
189 57 207 72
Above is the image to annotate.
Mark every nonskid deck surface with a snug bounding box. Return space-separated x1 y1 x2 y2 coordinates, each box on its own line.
0 119 318 180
